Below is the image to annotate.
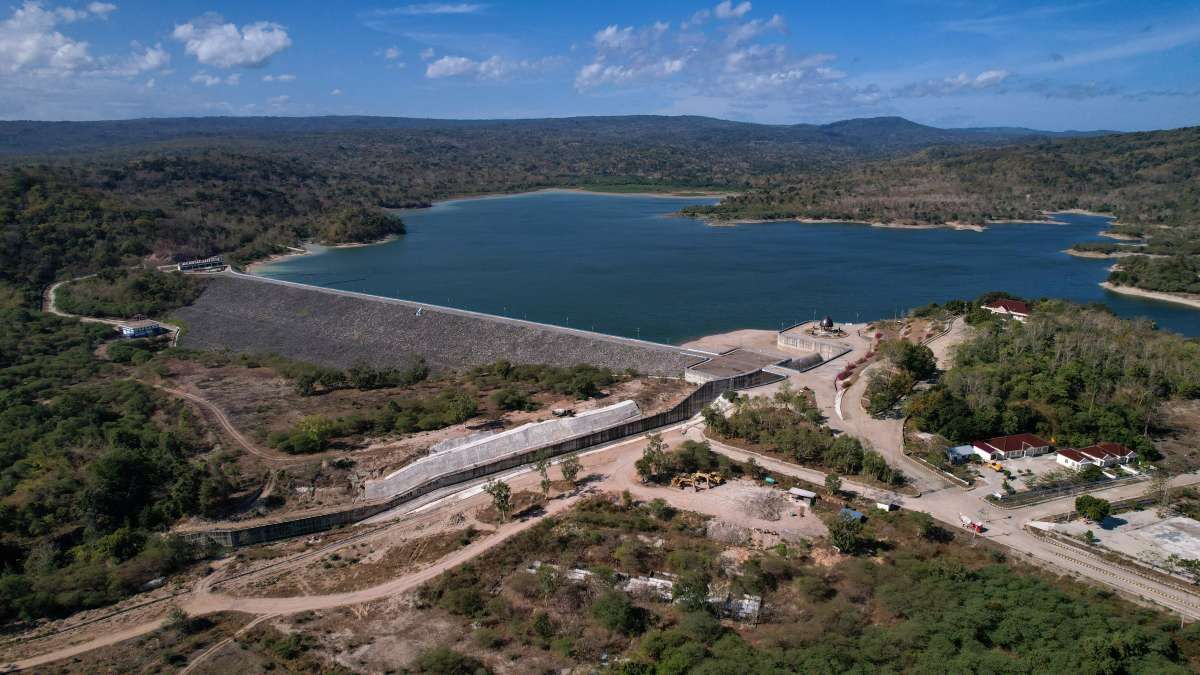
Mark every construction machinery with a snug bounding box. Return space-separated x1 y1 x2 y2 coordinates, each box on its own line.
670 472 725 491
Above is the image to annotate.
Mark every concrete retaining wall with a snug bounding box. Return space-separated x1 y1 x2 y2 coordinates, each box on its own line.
364 400 642 500
182 368 783 549
777 330 851 360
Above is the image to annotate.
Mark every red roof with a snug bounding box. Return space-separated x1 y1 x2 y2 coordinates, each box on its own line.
1057 449 1090 463
973 433 1051 454
1077 443 1136 461
985 299 1030 315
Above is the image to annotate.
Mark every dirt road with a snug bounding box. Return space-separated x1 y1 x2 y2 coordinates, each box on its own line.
155 385 319 466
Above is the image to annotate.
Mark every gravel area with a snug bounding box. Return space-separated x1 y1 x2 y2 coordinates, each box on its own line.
175 273 704 375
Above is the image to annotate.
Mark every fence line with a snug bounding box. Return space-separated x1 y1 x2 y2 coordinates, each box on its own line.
988 474 1147 509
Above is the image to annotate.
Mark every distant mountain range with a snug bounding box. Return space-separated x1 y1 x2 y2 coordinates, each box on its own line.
0 114 1114 157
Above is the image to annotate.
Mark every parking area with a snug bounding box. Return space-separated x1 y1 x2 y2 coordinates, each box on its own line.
1050 510 1200 566
970 453 1064 493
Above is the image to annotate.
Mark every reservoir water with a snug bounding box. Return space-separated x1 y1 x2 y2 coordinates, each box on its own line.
254 190 1200 342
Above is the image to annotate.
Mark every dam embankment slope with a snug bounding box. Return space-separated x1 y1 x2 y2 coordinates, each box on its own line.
174 272 705 375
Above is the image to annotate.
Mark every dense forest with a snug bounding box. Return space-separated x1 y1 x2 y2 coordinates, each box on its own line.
1108 256 1200 295
684 126 1199 229
56 268 209 318
0 310 237 622
905 299 1200 453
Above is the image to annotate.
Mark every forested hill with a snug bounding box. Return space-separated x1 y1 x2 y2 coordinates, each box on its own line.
684 125 1200 231
0 114 1098 159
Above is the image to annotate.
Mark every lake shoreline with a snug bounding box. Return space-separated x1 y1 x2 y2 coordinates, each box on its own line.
246 235 399 273
1101 283 1200 310
690 215 1074 232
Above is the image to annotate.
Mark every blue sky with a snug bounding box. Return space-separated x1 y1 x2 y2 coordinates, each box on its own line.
1 0 1198 129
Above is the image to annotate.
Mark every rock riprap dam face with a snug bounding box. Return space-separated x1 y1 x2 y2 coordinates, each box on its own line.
174 273 705 376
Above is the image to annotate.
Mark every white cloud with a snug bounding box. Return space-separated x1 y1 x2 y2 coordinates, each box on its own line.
594 25 634 50
425 53 555 80
714 1 751 20
576 57 687 89
86 2 116 17
897 68 1011 97
191 71 240 86
726 14 785 46
0 1 166 79
379 3 486 15
383 46 401 60
104 42 168 76
419 47 435 60
425 55 475 78
330 88 342 95
268 94 289 105
262 73 295 82
0 1 94 74
172 14 292 69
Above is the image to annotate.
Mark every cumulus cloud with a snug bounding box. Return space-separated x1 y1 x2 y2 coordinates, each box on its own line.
1 1 95 74
714 1 752 20
576 7 806 95
425 53 556 80
382 46 401 60
0 2 171 79
330 87 342 95
262 73 295 82
172 14 292 69
86 2 116 17
897 69 1011 97
419 47 434 60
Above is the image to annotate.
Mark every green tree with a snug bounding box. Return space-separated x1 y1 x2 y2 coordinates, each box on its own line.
591 590 646 636
560 454 583 487
1074 495 1112 523
824 473 842 497
636 433 667 483
535 452 551 500
483 479 513 522
828 512 863 553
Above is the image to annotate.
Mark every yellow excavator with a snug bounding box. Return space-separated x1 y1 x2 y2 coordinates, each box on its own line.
670 472 726 491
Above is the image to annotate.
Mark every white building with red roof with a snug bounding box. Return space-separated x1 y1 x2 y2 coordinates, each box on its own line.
972 433 1052 461
983 299 1030 322
1056 443 1137 470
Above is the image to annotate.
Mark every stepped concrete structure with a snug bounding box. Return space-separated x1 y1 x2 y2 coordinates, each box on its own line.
175 272 707 376
365 400 641 500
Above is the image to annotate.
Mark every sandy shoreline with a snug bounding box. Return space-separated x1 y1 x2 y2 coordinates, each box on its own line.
1099 230 1141 241
1101 282 1200 310
691 216 1064 232
421 187 733 206
246 236 399 273
1063 249 1155 260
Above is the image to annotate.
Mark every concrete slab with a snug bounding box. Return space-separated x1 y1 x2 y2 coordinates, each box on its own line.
687 349 785 380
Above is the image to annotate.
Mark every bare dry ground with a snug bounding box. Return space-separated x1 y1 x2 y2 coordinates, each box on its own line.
152 354 691 524
1156 400 1200 474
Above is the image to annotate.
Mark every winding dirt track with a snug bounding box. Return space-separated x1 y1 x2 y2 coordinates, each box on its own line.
153 384 317 466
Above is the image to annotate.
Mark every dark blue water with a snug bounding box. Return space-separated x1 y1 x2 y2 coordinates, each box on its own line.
255 191 1200 342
